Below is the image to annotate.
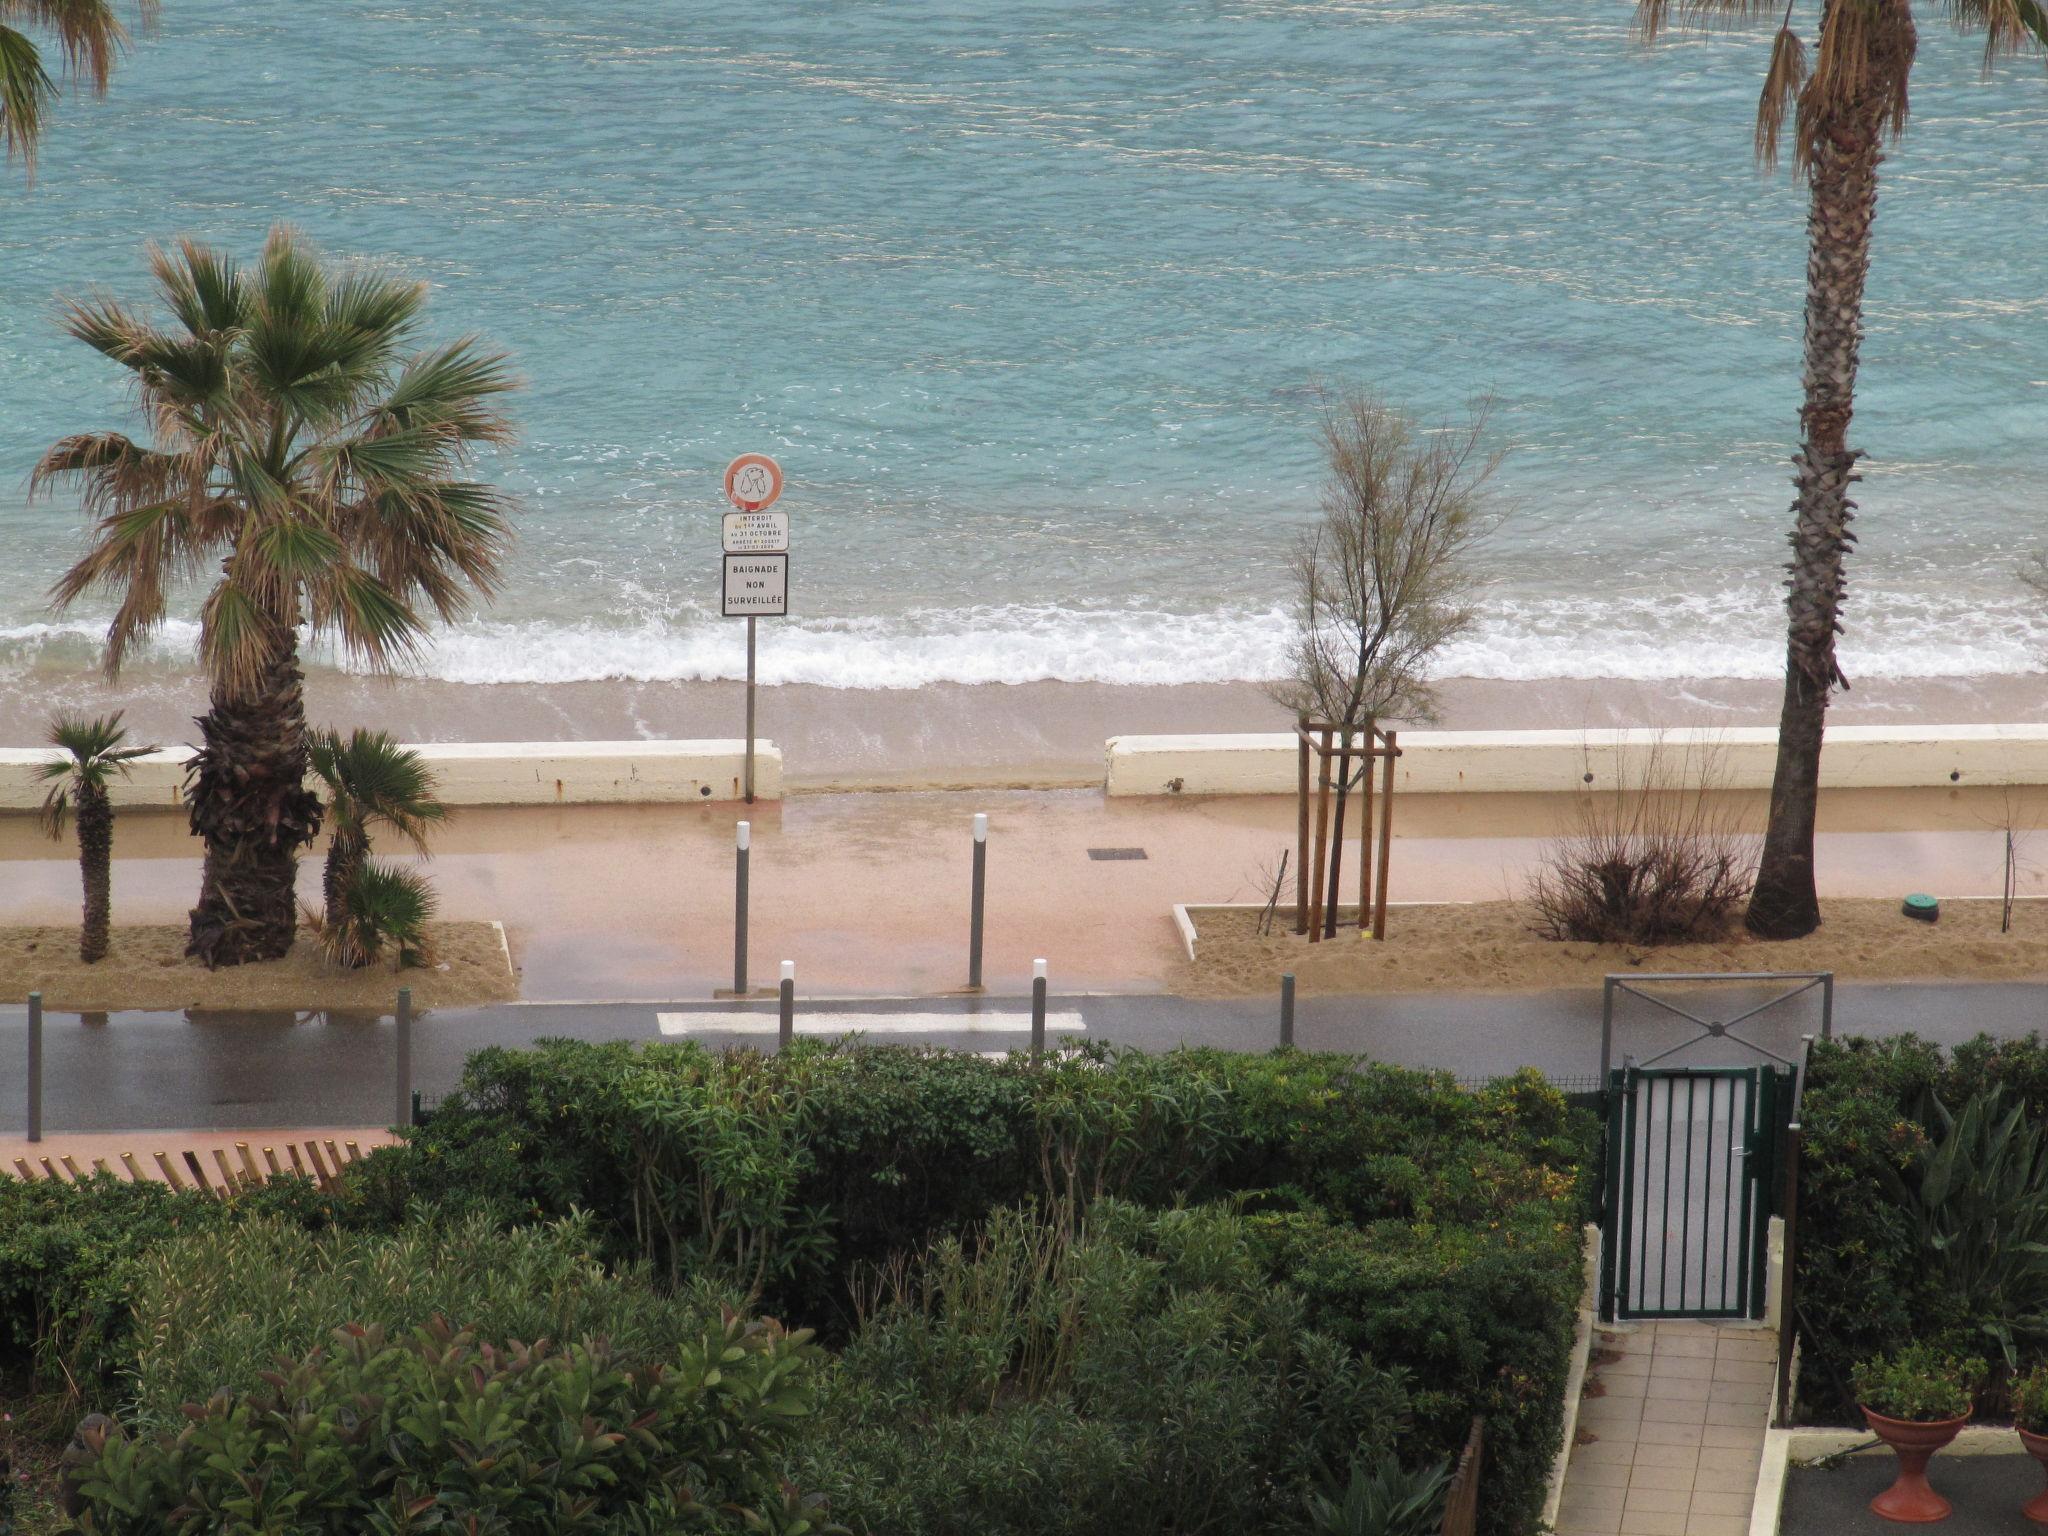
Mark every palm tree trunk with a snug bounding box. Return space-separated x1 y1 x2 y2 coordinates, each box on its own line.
76 783 112 964
324 826 365 928
1747 108 1889 940
185 637 323 966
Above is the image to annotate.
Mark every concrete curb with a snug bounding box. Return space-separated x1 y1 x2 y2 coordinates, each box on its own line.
0 738 782 810
1105 724 2048 798
1543 1223 1604 1530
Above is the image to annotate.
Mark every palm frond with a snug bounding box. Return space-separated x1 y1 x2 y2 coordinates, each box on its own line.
36 710 155 836
1946 0 2048 62
1636 0 1783 43
148 237 247 336
1758 25 1810 167
45 223 522 691
309 726 446 852
0 22 55 169
315 859 437 969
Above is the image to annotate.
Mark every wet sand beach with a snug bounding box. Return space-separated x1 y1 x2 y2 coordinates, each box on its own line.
0 669 2041 789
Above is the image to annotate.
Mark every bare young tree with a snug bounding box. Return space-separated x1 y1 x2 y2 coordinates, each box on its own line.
1270 388 1502 933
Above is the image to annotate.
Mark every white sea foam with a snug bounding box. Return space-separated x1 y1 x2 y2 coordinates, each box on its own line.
3 589 2042 688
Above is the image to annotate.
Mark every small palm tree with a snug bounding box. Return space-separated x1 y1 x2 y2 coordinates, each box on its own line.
308 727 447 925
1637 0 2048 938
36 712 156 962
2 1 155 176
319 861 436 970
34 226 518 967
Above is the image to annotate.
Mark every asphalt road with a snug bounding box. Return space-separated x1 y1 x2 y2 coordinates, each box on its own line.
1 981 2041 1135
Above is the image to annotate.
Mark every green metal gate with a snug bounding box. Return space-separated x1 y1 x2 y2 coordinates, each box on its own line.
1600 1065 1786 1320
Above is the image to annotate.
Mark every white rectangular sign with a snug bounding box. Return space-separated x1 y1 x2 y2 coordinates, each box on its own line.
722 511 789 553
723 553 789 617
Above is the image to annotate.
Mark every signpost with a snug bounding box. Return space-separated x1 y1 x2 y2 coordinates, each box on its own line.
722 455 786 804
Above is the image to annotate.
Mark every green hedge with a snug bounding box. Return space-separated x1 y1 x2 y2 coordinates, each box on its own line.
1795 1032 2048 1417
64 1313 825 1536
359 1042 1592 1532
5 1044 1594 1536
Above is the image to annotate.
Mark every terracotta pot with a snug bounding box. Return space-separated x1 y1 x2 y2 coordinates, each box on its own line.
2018 1424 2048 1523
1860 1406 1968 1523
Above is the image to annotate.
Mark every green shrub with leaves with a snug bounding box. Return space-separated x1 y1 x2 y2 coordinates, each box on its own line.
62 1313 830 1536
0 1176 236 1411
125 1212 739 1427
1798 1034 2048 1415
1849 1344 1983 1422
800 1199 1414 1536
2013 1363 2048 1433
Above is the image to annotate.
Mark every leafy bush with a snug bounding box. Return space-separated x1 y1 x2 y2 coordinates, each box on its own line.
800 1199 1413 1536
62 1313 828 1536
0 1176 243 1410
2013 1362 2048 1433
1849 1344 1983 1421
1797 1035 2048 1415
124 1212 737 1426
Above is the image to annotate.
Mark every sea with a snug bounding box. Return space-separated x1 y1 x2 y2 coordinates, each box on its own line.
2 0 2045 696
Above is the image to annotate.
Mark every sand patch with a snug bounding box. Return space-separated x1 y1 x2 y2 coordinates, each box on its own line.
1175 898 2048 995
0 922 517 1010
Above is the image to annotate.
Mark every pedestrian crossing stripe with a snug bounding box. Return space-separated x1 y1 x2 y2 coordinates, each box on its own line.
655 1010 1087 1038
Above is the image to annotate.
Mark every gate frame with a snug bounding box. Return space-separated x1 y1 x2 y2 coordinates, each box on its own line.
1596 972 1828 1324
1602 1064 1779 1321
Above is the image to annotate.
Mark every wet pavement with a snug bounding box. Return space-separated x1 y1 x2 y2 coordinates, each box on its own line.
0 979 2041 1136
1784 1453 2046 1532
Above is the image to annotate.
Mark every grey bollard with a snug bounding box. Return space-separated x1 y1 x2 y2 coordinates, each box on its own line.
968 813 988 990
779 960 795 1050
394 987 413 1130
1031 958 1047 1059
1280 973 1295 1048
27 990 43 1144
735 821 751 995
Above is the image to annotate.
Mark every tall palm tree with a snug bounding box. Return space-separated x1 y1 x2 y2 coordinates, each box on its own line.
308 726 447 926
2 1 155 175
34 226 519 966
36 712 156 963
1637 0 2047 938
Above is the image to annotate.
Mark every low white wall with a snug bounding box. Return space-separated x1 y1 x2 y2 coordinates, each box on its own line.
1105 724 2048 798
0 739 781 810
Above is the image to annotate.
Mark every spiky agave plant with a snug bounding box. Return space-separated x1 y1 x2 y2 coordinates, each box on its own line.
307 728 447 927
318 861 437 971
1304 1451 1452 1536
36 712 156 962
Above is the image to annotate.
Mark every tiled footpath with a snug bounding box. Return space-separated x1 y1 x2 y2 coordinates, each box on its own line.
1554 1321 1775 1536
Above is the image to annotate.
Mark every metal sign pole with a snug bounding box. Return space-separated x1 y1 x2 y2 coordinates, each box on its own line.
744 615 757 804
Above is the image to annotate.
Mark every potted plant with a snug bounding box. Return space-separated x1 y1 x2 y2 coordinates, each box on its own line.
1851 1345 1984 1523
2013 1363 2048 1522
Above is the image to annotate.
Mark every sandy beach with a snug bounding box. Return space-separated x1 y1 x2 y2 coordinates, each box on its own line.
0 922 517 1010
0 669 2040 789
1174 898 2048 996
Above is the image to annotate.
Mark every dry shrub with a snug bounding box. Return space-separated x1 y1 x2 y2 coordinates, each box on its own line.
1528 737 1756 946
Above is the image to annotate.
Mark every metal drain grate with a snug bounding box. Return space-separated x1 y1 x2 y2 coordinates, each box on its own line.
1087 847 1148 861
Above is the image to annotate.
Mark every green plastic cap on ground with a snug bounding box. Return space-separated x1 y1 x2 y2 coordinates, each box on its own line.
1902 893 1939 922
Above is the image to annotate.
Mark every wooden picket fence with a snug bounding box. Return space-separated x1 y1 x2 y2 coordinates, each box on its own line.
9 1136 370 1198
1441 1417 1484 1536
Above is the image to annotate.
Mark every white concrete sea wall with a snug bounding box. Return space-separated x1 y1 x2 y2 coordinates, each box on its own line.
0 739 781 810
1103 725 2048 797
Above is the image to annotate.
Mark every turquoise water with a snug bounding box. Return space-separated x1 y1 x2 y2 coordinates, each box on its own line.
2 0 2044 688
